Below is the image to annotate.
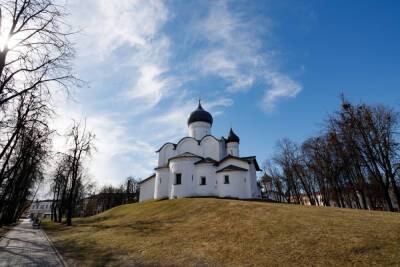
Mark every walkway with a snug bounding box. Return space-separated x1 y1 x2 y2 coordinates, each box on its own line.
0 219 65 267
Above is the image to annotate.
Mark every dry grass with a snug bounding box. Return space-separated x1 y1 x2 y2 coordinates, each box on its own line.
43 198 400 266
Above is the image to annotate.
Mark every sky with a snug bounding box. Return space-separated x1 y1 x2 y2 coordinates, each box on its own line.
52 0 400 188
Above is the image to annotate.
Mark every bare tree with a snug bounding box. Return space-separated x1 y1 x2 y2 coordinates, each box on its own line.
265 98 400 212
0 0 77 226
64 120 94 226
0 93 52 225
0 0 77 107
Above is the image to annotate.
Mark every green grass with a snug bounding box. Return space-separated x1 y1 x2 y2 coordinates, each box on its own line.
43 198 400 266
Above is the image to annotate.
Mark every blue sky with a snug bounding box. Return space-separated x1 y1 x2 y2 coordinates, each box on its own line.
53 0 400 187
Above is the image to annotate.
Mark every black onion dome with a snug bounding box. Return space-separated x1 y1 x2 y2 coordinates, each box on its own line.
226 128 240 143
187 101 213 125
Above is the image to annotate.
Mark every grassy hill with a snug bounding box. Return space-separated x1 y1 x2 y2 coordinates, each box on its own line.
43 198 400 266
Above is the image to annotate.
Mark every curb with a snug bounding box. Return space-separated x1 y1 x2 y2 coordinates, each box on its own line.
41 227 69 267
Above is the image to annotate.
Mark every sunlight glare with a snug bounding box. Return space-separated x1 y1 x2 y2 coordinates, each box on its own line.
0 33 10 52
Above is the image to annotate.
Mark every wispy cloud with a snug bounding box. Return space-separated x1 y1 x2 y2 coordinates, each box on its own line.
195 0 302 110
263 72 302 111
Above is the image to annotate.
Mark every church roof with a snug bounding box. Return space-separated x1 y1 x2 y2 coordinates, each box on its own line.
216 165 248 173
168 152 203 162
216 155 261 171
187 101 213 125
194 157 218 165
155 135 222 153
226 128 240 144
240 156 261 171
138 173 156 184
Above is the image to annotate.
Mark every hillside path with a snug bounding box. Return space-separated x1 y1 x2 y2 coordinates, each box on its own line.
0 219 65 267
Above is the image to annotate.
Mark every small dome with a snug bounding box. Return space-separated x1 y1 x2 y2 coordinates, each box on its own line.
226 128 240 143
187 101 213 125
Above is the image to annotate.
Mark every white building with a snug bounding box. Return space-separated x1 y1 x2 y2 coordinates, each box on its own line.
29 200 52 219
139 101 261 202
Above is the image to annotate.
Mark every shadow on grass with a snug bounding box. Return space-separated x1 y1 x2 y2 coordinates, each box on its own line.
45 217 185 239
53 236 174 267
53 238 117 266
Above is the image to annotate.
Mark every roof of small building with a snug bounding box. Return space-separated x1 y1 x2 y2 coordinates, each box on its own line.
216 164 248 173
187 101 213 125
138 173 156 184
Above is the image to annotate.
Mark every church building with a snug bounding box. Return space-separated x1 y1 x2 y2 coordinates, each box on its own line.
139 101 261 202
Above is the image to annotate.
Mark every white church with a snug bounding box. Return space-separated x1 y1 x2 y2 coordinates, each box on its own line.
139 101 261 202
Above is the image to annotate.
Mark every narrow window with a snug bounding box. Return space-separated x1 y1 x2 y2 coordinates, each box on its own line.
175 173 182 185
224 175 230 184
200 176 206 185
160 177 162 184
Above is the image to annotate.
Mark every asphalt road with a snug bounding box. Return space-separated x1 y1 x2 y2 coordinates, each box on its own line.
0 219 65 267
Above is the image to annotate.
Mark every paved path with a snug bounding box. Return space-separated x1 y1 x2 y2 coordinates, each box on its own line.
0 219 65 267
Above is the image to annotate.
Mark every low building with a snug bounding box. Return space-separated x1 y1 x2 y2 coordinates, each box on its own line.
29 200 53 219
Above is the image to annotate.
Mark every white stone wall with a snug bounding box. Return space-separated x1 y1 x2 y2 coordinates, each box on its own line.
139 177 156 202
158 143 176 167
176 138 201 156
248 163 261 198
217 171 250 199
200 136 220 160
169 157 198 198
158 135 222 167
194 164 218 196
140 159 259 201
188 121 211 140
154 168 169 199
226 142 239 156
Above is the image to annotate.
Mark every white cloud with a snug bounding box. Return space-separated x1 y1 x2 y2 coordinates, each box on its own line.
127 64 167 108
196 0 302 110
68 0 174 111
263 72 302 112
69 0 168 61
50 97 157 186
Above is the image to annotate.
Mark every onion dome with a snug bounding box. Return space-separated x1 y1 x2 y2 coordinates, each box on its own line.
226 128 240 143
187 100 213 125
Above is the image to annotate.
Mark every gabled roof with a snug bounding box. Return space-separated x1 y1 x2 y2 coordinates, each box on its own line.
216 155 261 171
216 165 248 173
194 157 218 165
156 135 222 152
154 165 169 170
240 156 261 171
168 152 203 162
138 173 156 184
